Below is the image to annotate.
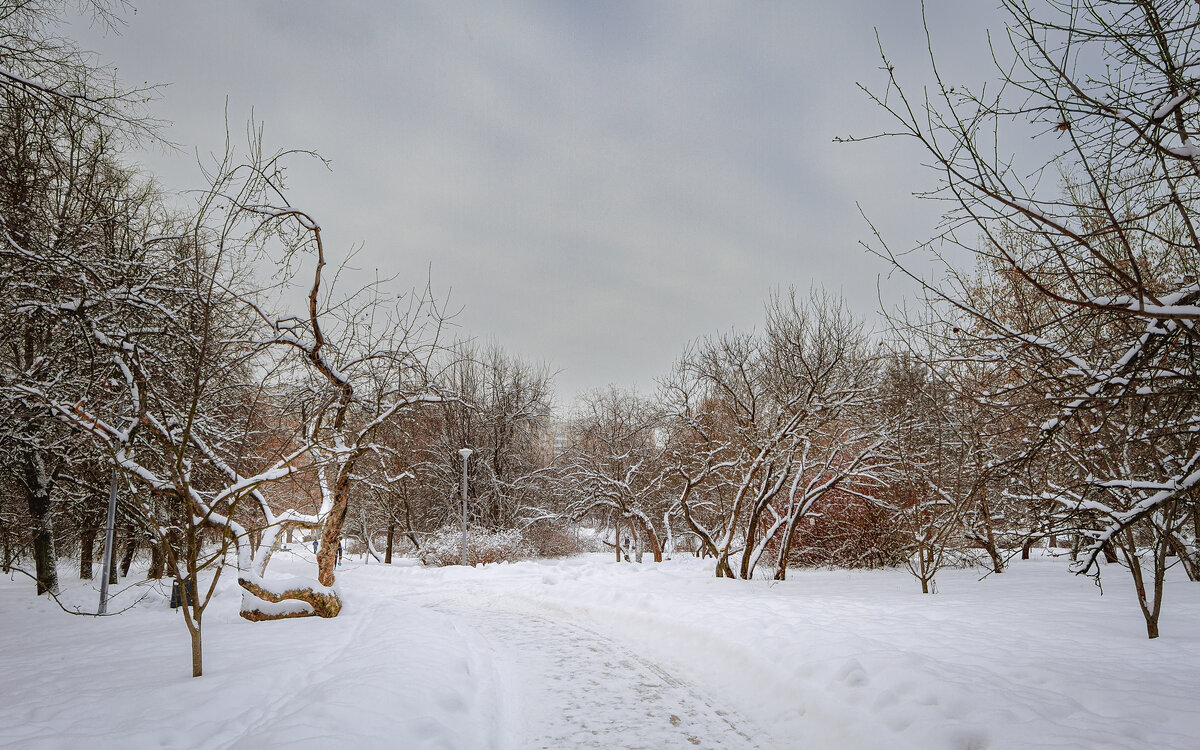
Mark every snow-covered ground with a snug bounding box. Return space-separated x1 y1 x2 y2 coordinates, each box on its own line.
2 550 1198 749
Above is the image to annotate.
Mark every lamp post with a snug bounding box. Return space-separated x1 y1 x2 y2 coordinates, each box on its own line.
458 448 473 566
98 467 118 614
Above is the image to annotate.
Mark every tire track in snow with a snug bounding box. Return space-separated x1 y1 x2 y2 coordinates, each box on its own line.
410 592 770 750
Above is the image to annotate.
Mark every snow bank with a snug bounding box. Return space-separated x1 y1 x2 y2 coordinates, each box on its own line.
0 554 515 750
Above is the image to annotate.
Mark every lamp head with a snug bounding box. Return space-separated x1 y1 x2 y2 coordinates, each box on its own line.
458 448 474 459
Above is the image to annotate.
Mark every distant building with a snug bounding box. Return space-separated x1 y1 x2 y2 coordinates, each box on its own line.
535 419 575 462
553 428 572 456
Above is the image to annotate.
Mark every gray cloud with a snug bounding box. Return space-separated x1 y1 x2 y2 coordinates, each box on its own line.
69 1 1005 404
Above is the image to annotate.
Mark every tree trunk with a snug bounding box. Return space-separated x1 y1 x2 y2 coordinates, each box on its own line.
775 513 805 581
25 452 58 596
920 544 929 593
119 527 138 577
402 499 420 550
629 515 663 563
178 550 201 659
1192 504 1200 575
1165 532 1199 581
646 526 662 563
629 518 644 563
238 576 342 620
714 551 736 578
161 527 183 580
740 517 759 579
983 543 1004 574
385 520 395 564
662 510 674 561
916 543 935 594
977 495 1004 574
676 483 726 571
1021 538 1033 560
191 633 203 677
147 539 165 579
1103 542 1119 564
80 525 98 580
1120 527 1166 640
1147 532 1168 639
316 465 355 587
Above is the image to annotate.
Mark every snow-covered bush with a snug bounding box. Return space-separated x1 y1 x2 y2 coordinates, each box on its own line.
785 497 908 570
419 527 533 567
523 521 601 558
418 522 595 566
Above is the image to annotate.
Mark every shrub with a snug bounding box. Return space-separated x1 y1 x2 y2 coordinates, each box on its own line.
419 526 533 567
417 521 596 566
522 520 596 558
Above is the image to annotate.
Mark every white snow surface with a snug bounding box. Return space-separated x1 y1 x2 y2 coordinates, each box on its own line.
2 550 1198 749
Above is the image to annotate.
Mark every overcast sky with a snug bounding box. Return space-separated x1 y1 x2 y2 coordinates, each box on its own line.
67 1 1006 408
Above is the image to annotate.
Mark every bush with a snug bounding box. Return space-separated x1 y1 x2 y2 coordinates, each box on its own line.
417 522 595 566
523 520 597 558
786 496 908 569
419 526 533 567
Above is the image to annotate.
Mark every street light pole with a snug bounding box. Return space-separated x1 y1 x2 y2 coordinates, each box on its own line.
98 467 118 614
458 448 473 566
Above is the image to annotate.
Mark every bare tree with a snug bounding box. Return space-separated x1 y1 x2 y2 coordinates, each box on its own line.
663 290 893 579
854 0 1200 635
0 71 160 595
203 135 454 616
426 341 554 532
560 387 673 563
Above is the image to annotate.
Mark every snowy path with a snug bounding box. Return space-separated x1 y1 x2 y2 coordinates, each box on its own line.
408 590 769 750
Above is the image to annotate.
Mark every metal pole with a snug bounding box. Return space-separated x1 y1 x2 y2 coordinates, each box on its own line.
98 467 119 614
458 448 472 566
